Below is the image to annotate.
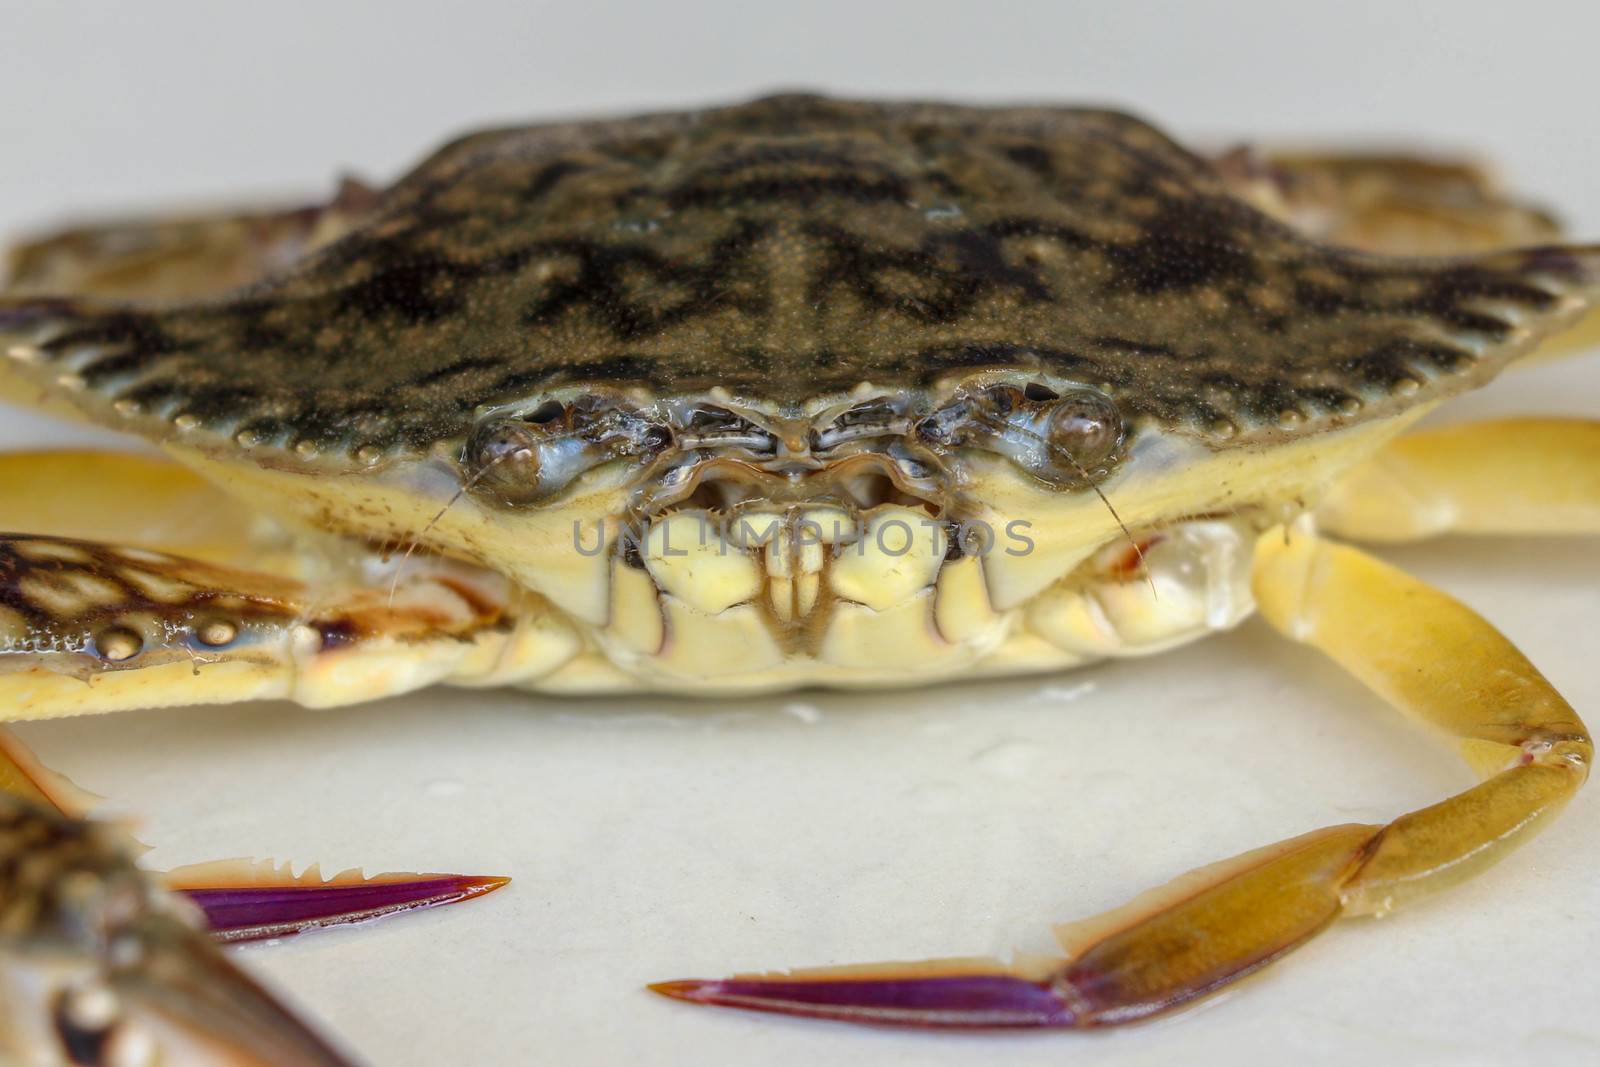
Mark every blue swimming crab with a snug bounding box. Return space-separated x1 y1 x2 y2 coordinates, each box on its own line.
0 94 1596 1063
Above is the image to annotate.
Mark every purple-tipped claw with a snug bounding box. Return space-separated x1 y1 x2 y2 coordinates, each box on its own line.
167 870 510 942
650 970 1080 1029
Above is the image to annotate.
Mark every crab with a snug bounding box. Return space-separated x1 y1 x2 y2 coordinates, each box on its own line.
1 93 1597 1063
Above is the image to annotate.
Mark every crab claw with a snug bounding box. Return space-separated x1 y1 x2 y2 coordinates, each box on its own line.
164 860 511 943
2 727 510 946
652 825 1385 1030
650 960 1081 1028
0 791 359 1066
103 912 361 1066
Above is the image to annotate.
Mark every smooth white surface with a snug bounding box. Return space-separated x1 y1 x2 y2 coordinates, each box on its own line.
2 4 1598 1065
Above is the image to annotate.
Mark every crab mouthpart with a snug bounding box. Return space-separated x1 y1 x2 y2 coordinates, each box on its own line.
642 450 947 515
634 497 954 630
630 450 951 629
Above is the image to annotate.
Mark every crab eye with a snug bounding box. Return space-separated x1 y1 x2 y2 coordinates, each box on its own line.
467 422 545 500
811 397 903 452
1042 389 1123 475
463 398 668 506
676 404 776 453
919 382 1124 487
463 415 588 506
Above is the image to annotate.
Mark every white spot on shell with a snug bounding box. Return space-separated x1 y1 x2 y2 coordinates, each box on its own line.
95 627 142 662
196 619 238 647
290 624 323 657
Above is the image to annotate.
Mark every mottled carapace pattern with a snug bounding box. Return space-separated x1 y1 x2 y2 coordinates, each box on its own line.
3 94 1597 461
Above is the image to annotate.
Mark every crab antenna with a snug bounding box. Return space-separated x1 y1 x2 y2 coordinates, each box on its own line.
1067 458 1158 601
386 483 472 608
383 420 611 605
384 445 519 606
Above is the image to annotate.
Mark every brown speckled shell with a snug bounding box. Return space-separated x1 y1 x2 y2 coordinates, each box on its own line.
3 94 1597 462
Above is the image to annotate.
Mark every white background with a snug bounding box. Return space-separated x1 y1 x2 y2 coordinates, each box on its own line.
2 3 1598 1065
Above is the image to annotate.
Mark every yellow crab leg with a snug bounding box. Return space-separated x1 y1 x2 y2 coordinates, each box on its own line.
0 448 578 711
0 449 288 570
1316 417 1600 541
1251 529 1589 903
0 450 524 936
0 532 579 718
652 527 1587 1028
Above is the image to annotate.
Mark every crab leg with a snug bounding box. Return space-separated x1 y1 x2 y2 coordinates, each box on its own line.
4 178 377 302
0 448 573 927
0 447 583 711
0 526 550 925
651 526 1588 1028
1212 149 1600 360
167 862 511 945
1214 146 1562 256
0 529 578 717
0 449 304 573
1317 417 1600 541
0 791 361 1066
0 724 508 942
